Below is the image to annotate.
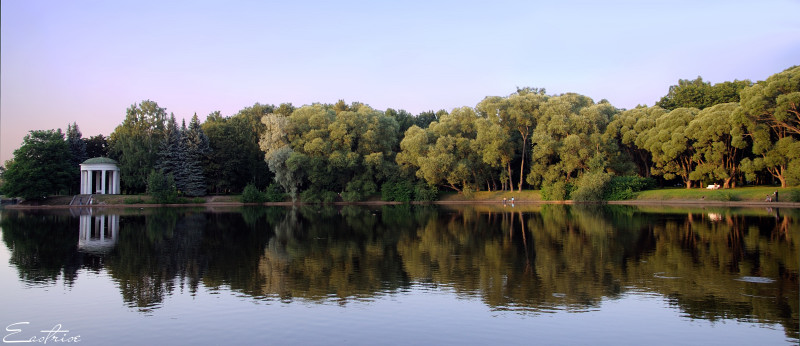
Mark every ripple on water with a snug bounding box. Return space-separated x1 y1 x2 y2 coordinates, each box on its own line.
735 276 776 284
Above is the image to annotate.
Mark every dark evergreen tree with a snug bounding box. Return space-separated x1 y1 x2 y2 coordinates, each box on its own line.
157 114 189 194
182 113 210 196
84 134 108 158
66 122 87 194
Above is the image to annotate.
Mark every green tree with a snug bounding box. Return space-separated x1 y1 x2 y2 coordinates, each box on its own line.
1 130 74 199
399 107 484 192
146 169 178 204
260 112 300 201
84 134 108 158
108 100 167 193
526 93 606 188
473 117 514 190
157 114 188 193
641 107 699 188
66 122 87 194
605 106 664 178
687 103 747 188
203 104 274 194
182 113 210 196
738 66 800 187
656 77 750 111
478 88 549 191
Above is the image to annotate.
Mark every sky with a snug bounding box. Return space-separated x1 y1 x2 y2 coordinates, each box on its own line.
1 0 799 164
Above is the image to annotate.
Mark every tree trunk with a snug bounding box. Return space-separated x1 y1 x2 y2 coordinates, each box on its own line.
723 177 732 189
518 136 528 192
507 162 514 192
685 179 692 189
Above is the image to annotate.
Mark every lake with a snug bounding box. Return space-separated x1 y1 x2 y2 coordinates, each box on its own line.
0 204 797 345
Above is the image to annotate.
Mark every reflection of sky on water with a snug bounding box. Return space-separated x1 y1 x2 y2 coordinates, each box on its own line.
0 206 796 345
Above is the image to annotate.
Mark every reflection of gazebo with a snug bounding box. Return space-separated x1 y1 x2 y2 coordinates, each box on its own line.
78 213 119 254
79 157 120 194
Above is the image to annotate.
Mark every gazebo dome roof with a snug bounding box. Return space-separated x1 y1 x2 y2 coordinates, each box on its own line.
82 157 118 165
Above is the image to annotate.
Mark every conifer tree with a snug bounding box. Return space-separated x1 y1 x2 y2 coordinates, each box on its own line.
182 113 210 196
157 114 189 194
66 122 87 193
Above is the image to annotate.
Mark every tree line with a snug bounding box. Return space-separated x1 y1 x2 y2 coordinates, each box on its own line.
1 65 798 201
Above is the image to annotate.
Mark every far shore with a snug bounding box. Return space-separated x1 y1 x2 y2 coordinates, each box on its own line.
3 197 799 210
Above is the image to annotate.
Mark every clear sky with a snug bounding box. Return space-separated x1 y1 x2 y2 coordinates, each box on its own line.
1 0 798 164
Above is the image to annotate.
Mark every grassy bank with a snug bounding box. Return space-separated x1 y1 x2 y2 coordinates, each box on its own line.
6 186 800 208
438 190 542 202
633 186 799 202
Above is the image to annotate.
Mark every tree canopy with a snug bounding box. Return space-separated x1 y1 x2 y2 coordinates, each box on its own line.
8 66 800 201
1 130 74 199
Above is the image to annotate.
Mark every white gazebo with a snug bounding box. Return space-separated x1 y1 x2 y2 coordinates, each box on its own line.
79 157 121 194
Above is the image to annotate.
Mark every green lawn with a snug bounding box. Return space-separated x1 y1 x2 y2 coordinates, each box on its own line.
438 190 542 202
634 186 799 202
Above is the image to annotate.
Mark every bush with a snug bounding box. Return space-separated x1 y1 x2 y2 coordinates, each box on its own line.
241 183 265 203
541 181 574 201
300 189 321 203
572 171 611 202
413 183 438 201
709 191 740 201
123 197 146 204
786 189 800 202
603 176 656 200
263 183 286 202
381 180 413 202
147 170 178 204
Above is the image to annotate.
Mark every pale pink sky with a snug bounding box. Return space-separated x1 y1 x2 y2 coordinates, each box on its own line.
2 0 799 164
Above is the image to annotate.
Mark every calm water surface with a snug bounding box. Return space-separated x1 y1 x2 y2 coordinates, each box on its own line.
0 204 797 345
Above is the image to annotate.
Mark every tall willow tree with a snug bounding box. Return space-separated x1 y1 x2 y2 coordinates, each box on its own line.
261 102 400 202
398 107 486 192
640 107 699 188
605 106 663 178
477 88 549 191
526 93 600 187
687 103 746 188
738 65 800 187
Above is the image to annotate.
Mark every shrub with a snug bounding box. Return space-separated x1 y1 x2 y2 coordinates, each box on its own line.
241 183 265 203
603 176 656 200
147 170 178 204
413 183 438 201
785 189 800 202
541 181 574 201
263 183 286 202
381 180 414 202
572 171 611 202
710 191 740 201
300 189 321 203
123 197 146 204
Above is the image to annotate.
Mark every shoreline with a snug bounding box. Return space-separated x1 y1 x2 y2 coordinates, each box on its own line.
3 199 799 209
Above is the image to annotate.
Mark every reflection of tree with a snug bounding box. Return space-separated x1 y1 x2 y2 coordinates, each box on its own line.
105 208 206 311
0 210 85 285
257 206 414 302
1 205 796 339
625 211 798 339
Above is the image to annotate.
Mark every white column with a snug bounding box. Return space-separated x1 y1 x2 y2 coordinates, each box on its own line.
93 170 100 194
80 170 85 194
101 170 107 194
115 169 121 194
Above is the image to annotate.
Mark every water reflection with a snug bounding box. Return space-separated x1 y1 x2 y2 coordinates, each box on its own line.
78 210 119 254
0 205 797 340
